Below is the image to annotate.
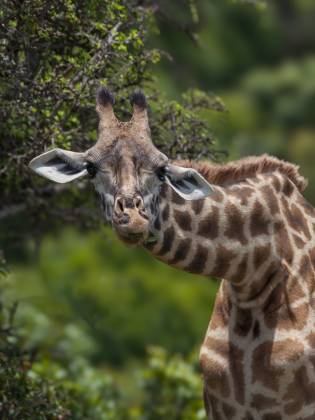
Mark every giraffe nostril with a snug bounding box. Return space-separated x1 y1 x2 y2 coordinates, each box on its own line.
114 196 145 221
134 196 144 210
118 199 124 213
139 210 148 220
115 196 125 214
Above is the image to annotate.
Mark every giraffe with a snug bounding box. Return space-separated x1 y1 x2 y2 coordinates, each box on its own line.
29 88 315 419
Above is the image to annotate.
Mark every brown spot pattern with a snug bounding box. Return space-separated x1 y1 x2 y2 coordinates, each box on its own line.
186 244 208 274
169 239 191 264
253 321 260 339
286 277 305 306
282 198 312 240
253 244 271 269
292 233 306 249
274 221 293 263
213 246 237 278
174 209 192 231
201 358 231 399
251 393 277 410
225 203 247 245
271 174 281 192
299 254 315 296
282 178 295 196
192 199 204 215
154 216 161 230
262 414 282 420
307 332 315 348
261 185 280 214
197 206 219 240
300 254 312 278
272 338 304 364
159 184 168 198
161 204 169 221
308 247 315 269
233 308 253 337
250 201 269 236
208 395 224 420
252 341 283 392
244 412 254 420
229 186 255 206
157 226 174 256
222 402 236 418
284 365 315 414
266 301 309 331
229 343 245 405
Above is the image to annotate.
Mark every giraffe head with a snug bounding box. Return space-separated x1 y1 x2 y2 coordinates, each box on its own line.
29 88 213 244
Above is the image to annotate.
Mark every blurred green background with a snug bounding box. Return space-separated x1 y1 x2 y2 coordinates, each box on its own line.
1 0 315 418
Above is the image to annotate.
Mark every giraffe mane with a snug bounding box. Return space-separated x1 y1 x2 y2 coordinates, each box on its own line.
175 154 308 192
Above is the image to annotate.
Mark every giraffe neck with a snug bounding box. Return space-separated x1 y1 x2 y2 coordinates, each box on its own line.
145 172 311 309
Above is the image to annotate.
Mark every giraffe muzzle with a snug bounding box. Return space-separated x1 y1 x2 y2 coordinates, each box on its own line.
113 194 149 244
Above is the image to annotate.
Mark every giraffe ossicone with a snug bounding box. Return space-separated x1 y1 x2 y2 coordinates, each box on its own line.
29 89 315 419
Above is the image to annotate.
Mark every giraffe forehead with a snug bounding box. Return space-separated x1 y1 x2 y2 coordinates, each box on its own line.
89 138 167 174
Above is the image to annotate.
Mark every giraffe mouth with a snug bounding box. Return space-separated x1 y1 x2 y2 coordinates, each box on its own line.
116 231 145 245
113 210 150 245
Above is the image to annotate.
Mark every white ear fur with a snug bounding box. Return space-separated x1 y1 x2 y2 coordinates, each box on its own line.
29 148 87 183
165 164 214 200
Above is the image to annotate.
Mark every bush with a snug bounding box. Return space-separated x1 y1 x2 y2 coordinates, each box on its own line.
138 347 206 420
0 353 126 419
10 228 218 366
0 285 205 419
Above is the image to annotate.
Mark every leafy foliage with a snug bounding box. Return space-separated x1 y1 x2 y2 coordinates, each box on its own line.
0 278 205 419
10 229 216 366
139 347 206 420
0 288 125 419
215 56 315 204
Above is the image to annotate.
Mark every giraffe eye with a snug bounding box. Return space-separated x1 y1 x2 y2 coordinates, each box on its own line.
156 166 166 182
86 162 97 178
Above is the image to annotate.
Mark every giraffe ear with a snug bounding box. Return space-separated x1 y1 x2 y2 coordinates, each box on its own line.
165 164 214 200
29 148 87 183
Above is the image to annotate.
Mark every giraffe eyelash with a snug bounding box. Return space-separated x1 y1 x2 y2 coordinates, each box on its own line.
86 162 97 178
